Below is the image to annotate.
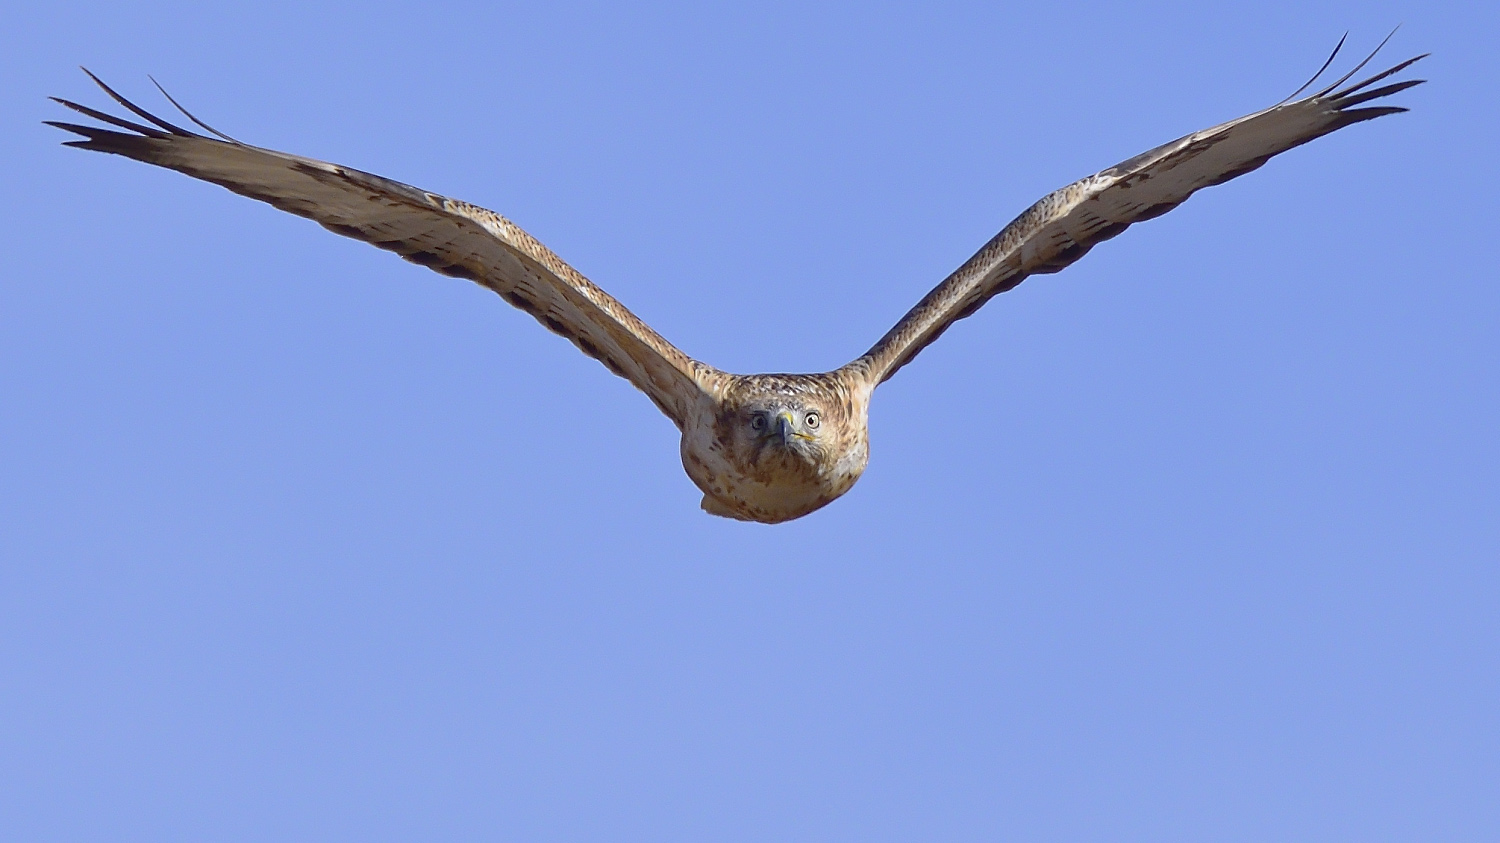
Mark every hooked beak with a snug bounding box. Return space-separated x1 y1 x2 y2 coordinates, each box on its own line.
774 410 812 445
774 410 795 445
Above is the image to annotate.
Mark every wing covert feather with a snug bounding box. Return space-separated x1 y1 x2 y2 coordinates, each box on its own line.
48 73 718 427
848 44 1426 386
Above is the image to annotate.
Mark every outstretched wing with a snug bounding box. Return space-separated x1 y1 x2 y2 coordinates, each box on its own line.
47 71 719 428
849 38 1426 386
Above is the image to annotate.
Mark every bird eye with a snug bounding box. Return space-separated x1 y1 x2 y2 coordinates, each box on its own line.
805 412 820 429
750 414 766 431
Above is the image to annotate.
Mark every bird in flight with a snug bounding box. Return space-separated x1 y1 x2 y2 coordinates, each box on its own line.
49 37 1424 523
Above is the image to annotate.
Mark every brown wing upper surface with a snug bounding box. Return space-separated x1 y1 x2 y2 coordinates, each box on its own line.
847 40 1426 387
48 72 719 427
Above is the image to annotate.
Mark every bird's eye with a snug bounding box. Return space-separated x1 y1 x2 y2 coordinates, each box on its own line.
750 414 766 431
805 412 820 429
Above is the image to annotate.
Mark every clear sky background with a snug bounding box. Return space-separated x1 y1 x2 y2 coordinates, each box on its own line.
3 1 1496 840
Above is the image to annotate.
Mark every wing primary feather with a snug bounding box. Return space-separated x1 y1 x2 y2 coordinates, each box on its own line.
1334 79 1425 109
1314 26 1401 98
1330 54 1428 99
44 120 161 156
1279 32 1347 105
1331 106 1410 128
78 67 196 137
46 98 169 138
149 75 242 143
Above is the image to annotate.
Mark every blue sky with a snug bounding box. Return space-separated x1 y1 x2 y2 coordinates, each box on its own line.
4 1 1496 840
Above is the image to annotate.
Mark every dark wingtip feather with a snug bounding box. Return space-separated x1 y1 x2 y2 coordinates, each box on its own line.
44 119 162 158
48 69 251 164
1336 78 1426 109
42 119 94 136
1315 27 1402 98
1333 53 1429 100
1281 32 1348 104
1335 106 1410 128
149 75 241 143
48 95 169 138
77 67 196 137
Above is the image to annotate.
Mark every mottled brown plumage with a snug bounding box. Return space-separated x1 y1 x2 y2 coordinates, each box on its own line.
47 38 1424 523
683 373 870 523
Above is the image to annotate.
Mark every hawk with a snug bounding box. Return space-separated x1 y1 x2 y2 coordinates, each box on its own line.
48 37 1424 523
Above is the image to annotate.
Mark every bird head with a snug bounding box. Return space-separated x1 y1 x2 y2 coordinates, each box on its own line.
713 377 847 473
690 373 872 521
